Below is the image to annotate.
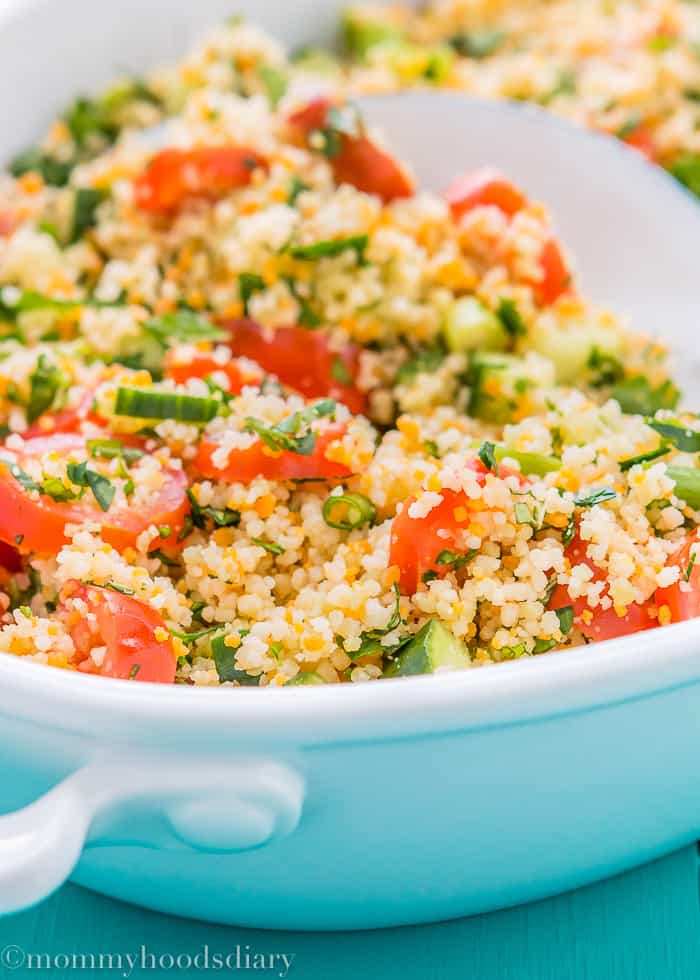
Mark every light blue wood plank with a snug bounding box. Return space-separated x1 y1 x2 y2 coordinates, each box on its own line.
0 848 698 979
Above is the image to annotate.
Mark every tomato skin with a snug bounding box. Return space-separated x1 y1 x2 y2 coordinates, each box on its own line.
0 540 21 573
134 146 267 215
0 211 18 237
164 350 257 393
621 124 656 162
445 168 527 220
389 459 527 594
0 434 189 555
551 533 656 641
532 238 571 306
196 422 353 482
287 98 414 203
68 584 176 683
222 318 367 415
655 537 700 623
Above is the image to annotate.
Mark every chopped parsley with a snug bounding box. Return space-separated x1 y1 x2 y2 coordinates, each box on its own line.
186 490 241 531
496 298 527 337
244 399 336 456
574 487 617 508
648 420 700 453
252 537 285 555
477 440 498 473
287 175 310 205
288 234 368 263
144 310 226 346
66 461 116 512
330 355 352 385
238 272 266 316
554 605 574 635
26 355 62 424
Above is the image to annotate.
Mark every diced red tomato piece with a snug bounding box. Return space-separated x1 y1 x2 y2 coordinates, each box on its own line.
0 211 19 237
0 540 21 573
0 434 189 555
196 422 353 483
67 584 176 683
621 123 656 162
389 458 527 594
164 350 260 392
531 238 572 306
221 318 367 415
549 531 657 641
134 146 267 215
287 98 414 203
655 536 700 624
444 168 527 220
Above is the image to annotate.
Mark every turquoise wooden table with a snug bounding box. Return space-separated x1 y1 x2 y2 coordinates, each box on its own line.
0 847 698 979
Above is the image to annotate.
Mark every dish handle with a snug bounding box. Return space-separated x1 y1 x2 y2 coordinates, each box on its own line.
0 757 304 915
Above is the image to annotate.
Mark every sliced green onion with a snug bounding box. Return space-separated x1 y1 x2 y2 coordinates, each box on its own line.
477 440 498 473
87 438 144 465
619 445 670 471
288 234 368 262
285 671 325 685
169 624 221 644
114 386 219 423
252 537 285 555
322 492 376 530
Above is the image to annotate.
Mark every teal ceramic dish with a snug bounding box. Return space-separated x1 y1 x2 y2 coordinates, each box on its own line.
0 0 699 930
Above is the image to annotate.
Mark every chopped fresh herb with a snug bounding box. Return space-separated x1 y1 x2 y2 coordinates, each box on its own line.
423 439 440 459
114 387 220 424
533 638 557 654
435 548 477 571
282 276 321 327
3 461 42 493
128 663 140 679
478 440 498 473
10 147 74 187
103 581 135 595
669 153 700 199
684 550 697 583
158 525 172 538
252 537 285 555
26 354 62 424
13 534 23 546
496 298 527 337
64 95 118 147
316 104 362 158
648 420 700 453
587 347 624 387
562 515 576 547
396 345 445 384
555 605 574 635
66 461 116 512
611 376 680 416
186 489 241 530
616 114 642 140
238 272 266 315
448 28 505 59
144 311 226 346
288 234 368 263
245 399 336 456
322 492 376 531
210 631 260 685
70 187 105 242
38 476 81 503
287 175 310 205
330 355 352 385
169 624 222 643
542 575 558 607
258 64 287 107
619 445 670 471
574 487 617 508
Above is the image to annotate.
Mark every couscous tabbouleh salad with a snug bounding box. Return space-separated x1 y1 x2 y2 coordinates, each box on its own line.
0 16 698 687
337 0 700 199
